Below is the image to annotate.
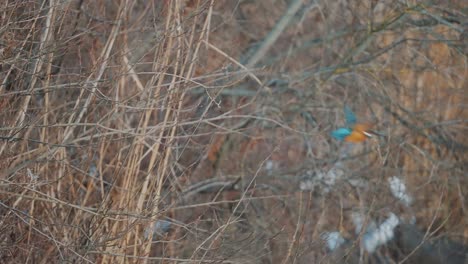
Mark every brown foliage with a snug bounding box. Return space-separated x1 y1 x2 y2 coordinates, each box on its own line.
0 0 466 263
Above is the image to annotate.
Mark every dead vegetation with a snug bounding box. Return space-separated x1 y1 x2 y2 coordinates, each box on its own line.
0 0 466 263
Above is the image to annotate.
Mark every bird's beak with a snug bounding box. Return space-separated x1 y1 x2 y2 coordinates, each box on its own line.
363 131 373 138
368 130 386 137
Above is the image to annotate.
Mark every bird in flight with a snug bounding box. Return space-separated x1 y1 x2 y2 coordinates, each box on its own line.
331 106 374 143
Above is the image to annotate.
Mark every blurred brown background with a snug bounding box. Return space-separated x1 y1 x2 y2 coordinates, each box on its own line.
0 0 466 263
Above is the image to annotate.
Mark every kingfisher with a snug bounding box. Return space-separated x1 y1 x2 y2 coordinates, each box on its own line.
331 106 374 143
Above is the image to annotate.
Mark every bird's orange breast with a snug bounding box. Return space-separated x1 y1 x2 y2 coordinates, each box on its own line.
344 130 368 142
344 123 373 142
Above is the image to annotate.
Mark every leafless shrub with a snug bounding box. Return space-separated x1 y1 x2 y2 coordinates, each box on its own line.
0 0 466 263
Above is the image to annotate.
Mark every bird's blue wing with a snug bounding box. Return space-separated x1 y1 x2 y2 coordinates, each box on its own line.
344 106 357 127
331 128 352 141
